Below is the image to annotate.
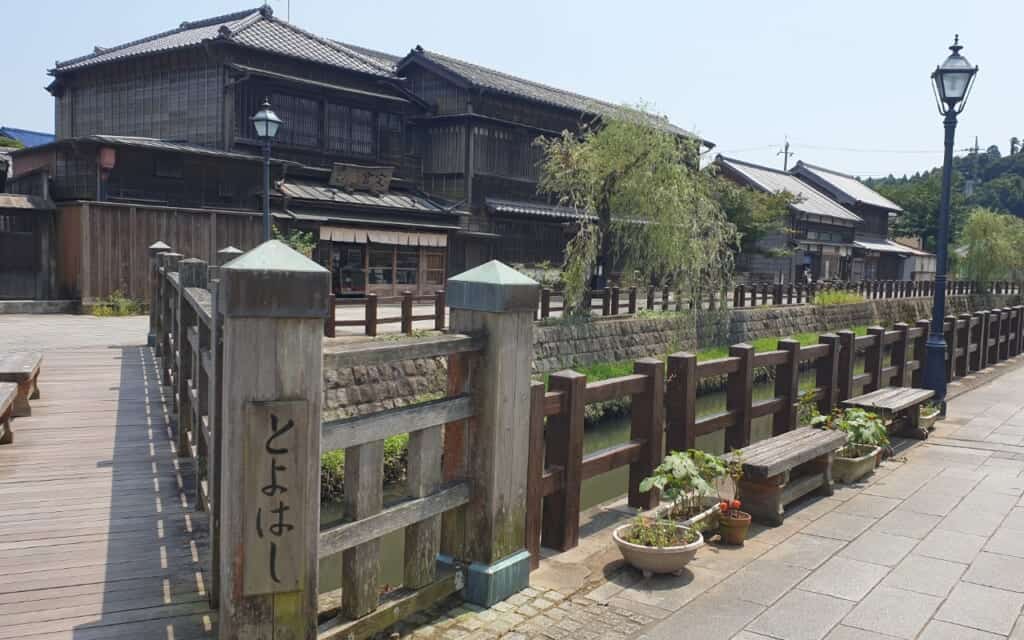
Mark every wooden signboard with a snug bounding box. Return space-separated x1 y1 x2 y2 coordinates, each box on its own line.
328 163 393 194
243 400 310 595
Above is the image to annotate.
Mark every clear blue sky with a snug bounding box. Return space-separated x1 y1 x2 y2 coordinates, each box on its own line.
3 0 1020 178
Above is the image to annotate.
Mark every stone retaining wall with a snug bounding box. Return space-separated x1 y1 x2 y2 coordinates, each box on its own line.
323 294 1019 417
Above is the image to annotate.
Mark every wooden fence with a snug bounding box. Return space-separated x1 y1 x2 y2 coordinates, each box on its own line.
151 242 538 639
525 304 1024 562
325 290 446 337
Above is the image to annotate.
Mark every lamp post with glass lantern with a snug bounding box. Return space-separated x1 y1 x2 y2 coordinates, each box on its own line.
923 35 978 407
251 99 283 241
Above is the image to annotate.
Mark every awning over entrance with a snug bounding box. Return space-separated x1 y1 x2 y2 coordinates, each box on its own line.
319 226 448 247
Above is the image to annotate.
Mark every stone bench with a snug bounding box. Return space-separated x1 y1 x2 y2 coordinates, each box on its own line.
726 427 847 526
842 387 935 440
0 383 15 444
0 352 42 417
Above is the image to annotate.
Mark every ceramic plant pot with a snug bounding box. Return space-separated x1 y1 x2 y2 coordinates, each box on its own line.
833 444 881 484
612 524 704 578
718 510 752 546
919 409 940 430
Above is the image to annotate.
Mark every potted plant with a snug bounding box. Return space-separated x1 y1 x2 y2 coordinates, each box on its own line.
612 516 704 577
717 452 752 546
639 449 727 528
919 401 941 430
812 407 889 484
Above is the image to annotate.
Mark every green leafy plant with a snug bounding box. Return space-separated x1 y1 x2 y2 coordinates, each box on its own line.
622 516 700 548
272 225 316 258
812 407 889 458
812 290 865 306
91 290 143 317
921 401 942 416
797 389 822 426
639 449 727 519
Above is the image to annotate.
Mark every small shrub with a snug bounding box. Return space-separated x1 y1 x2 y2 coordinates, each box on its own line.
91 290 143 316
812 407 889 457
320 433 409 502
622 516 700 548
639 449 727 519
812 290 865 306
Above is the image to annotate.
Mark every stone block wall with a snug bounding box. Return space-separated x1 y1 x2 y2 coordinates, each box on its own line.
322 293 1019 416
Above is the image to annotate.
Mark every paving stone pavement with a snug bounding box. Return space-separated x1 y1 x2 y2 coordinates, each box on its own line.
379 357 1024 639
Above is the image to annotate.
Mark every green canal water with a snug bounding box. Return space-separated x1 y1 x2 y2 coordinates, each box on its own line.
318 368 834 593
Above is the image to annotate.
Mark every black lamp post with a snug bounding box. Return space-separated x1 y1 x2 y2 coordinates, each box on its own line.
923 35 978 407
251 99 283 242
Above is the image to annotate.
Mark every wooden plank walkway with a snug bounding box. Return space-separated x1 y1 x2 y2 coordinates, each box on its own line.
0 345 216 639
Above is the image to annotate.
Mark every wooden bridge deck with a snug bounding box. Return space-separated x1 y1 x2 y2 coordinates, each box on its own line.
0 345 215 639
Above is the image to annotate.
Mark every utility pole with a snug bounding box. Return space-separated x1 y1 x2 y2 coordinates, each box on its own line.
777 138 795 171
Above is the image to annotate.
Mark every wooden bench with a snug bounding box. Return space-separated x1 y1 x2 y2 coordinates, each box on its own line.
842 387 935 439
0 351 42 417
726 427 847 526
0 383 15 444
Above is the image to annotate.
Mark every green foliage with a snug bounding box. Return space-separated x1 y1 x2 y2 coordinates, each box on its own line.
707 173 793 254
812 290 865 306
0 136 23 149
320 433 409 501
91 290 143 316
622 516 699 548
958 207 1024 284
869 171 968 251
272 225 316 258
536 106 738 315
797 389 822 426
811 407 889 457
639 449 727 518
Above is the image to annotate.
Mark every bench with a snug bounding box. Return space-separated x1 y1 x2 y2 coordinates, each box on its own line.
0 383 15 444
726 427 848 526
842 387 935 440
0 351 43 417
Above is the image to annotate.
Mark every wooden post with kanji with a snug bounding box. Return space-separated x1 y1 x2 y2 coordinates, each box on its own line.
217 239 329 640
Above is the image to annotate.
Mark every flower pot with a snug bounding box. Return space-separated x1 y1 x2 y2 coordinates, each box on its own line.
919 409 940 430
612 524 704 578
833 444 881 484
718 510 752 546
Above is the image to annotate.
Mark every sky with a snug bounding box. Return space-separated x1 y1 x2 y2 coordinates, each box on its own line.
2 0 1021 178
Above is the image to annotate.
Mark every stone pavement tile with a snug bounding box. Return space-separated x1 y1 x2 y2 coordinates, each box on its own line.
730 632 774 640
705 559 810 606
881 554 966 597
961 488 1020 512
938 504 1008 537
747 590 854 640
1003 507 1024 531
964 552 1024 592
745 518 805 546
919 620 1006 640
838 530 917 567
986 528 1024 558
834 494 901 519
798 556 889 601
935 581 1024 635
872 509 941 539
645 591 764 640
986 433 1024 446
604 595 673 620
583 570 640 603
690 539 772 575
824 624 896 639
759 533 845 570
916 529 987 564
861 473 931 500
786 497 844 523
841 585 942 638
614 566 729 612
800 511 876 541
905 489 965 517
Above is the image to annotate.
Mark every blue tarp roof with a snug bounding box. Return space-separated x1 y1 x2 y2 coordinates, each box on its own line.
0 127 55 148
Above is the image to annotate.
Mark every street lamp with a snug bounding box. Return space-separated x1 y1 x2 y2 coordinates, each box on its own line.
251 99 283 241
923 35 978 408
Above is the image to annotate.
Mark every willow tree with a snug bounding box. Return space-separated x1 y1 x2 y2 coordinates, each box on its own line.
536 107 738 314
958 207 1024 284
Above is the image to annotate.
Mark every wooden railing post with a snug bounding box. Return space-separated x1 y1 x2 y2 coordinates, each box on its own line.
736 284 746 307
611 286 620 315
401 290 414 335
989 310 1002 364
434 290 446 330
217 245 243 266
325 294 337 338
542 371 585 553
975 311 988 371
726 344 754 450
176 259 206 459
646 286 654 310
1013 306 1024 357
913 320 930 386
217 240 328 639
864 327 885 392
601 288 611 316
662 286 670 311
445 261 538 606
892 322 909 387
837 330 857 402
628 286 638 314
629 358 664 510
666 353 697 453
526 382 545 570
365 293 378 337
774 339 801 435
207 273 225 608
159 253 183 385
944 315 958 381
148 240 171 347
956 314 971 377
816 334 841 414
772 284 783 306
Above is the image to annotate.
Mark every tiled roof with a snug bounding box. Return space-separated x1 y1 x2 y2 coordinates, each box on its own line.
487 198 595 221
400 48 706 144
854 236 932 256
0 127 55 148
716 156 863 224
791 161 903 212
280 180 453 215
53 7 394 78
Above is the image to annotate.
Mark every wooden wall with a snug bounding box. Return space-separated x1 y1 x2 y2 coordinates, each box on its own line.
62 201 262 303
